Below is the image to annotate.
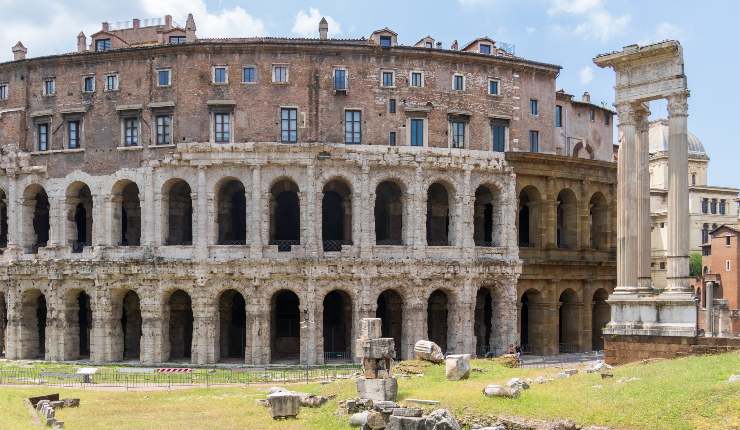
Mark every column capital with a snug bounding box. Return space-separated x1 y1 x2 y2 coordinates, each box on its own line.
667 91 689 117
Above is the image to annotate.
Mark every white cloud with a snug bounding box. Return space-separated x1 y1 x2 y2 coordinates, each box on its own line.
291 8 341 38
525 26 536 34
579 66 595 85
548 0 630 42
140 0 265 38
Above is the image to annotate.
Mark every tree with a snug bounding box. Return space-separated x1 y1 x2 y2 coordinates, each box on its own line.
689 252 703 277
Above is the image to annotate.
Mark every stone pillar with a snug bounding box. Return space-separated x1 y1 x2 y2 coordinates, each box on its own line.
665 92 692 296
303 164 317 254
91 290 119 362
460 167 474 253
544 178 557 249
249 166 263 259
140 297 165 365
459 278 475 354
405 296 425 359
704 281 714 336
358 163 372 258
143 169 156 247
411 166 424 253
614 102 639 294
5 176 21 253
635 103 653 293
247 296 269 364
92 194 105 247
4 289 22 359
303 279 317 365
191 300 217 364
195 167 208 258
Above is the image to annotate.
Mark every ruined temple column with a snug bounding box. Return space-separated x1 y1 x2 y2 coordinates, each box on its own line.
195 166 208 258
249 166 263 259
191 301 217 364
704 281 714 336
247 297 269 365
358 164 372 258
665 91 693 296
635 103 653 294
614 102 639 294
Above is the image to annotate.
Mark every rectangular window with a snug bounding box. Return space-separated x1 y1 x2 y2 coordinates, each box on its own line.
67 120 80 149
213 67 227 84
334 69 347 91
272 65 288 83
726 236 732 246
488 79 500 95
555 105 563 127
156 115 172 145
43 78 55 96
727 260 732 272
105 74 119 91
242 66 256 83
453 74 464 91
83 76 95 93
410 71 423 88
381 71 394 87
719 199 726 215
702 198 709 214
530 99 538 116
605 113 610 126
95 38 111 52
0 83 8 100
214 112 230 143
379 35 392 47
451 121 465 149
388 98 396 113
410 118 424 147
479 43 492 54
124 118 139 146
37 123 49 151
169 36 186 45
157 69 171 87
492 120 508 152
529 130 539 152
589 109 595 121
344 110 361 144
711 198 717 214
389 131 396 146
425 41 433 48
281 108 298 143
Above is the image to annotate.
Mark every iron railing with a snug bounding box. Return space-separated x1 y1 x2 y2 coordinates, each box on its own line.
474 241 496 247
270 240 300 252
323 351 353 362
376 239 403 246
322 240 351 252
217 239 247 246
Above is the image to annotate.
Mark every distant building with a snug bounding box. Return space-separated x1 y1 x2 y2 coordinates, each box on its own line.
697 225 740 336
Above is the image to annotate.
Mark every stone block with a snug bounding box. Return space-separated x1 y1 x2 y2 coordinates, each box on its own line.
358 338 396 359
373 400 399 413
357 377 398 402
360 318 383 340
506 377 529 390
413 340 444 363
349 411 370 428
366 410 387 429
424 409 461 430
483 384 520 398
267 391 301 419
391 407 423 417
444 354 471 380
62 398 80 408
387 415 426 430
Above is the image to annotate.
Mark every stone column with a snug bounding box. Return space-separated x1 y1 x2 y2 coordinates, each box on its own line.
191 300 217 364
91 290 119 362
4 289 22 359
405 294 425 359
411 165 424 254
249 166 263 259
195 166 208 258
5 175 21 254
704 281 714 336
544 177 557 249
635 103 653 294
358 163 372 258
665 92 692 296
460 167 474 255
303 164 317 254
614 102 639 294
247 296 269 365
303 279 317 365
140 296 165 365
143 168 156 247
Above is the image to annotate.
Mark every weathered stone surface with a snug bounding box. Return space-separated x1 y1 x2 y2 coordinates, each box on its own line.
267 391 301 419
444 354 471 380
585 361 613 373
357 377 398 402
358 338 396 360
563 369 578 376
414 341 444 363
387 415 426 430
349 411 370 428
373 401 399 413
483 384 520 398
391 407 423 417
424 409 461 430
62 398 80 408
298 393 328 408
728 374 740 383
507 377 529 390
366 410 387 429
361 318 383 340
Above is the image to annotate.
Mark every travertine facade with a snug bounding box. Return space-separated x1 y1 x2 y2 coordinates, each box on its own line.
0 14 615 364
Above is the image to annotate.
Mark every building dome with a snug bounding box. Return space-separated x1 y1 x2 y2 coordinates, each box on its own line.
648 119 707 159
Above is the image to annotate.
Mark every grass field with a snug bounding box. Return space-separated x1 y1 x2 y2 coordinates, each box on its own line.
0 352 737 430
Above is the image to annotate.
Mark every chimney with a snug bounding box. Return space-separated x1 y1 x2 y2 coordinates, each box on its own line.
319 17 328 40
582 91 591 103
77 32 87 53
102 21 110 32
165 14 173 29
185 13 197 42
133 18 140 29
451 40 458 50
12 42 27 61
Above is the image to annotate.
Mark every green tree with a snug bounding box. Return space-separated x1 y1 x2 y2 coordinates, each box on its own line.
689 252 703 277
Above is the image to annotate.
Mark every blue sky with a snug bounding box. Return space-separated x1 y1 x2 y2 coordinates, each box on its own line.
1 0 737 187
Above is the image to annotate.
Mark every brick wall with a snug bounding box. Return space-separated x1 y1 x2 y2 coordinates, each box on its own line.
604 334 740 365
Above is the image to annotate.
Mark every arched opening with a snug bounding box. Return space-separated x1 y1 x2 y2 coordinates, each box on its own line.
518 186 541 248
374 181 403 245
167 290 193 361
66 182 93 253
376 289 403 359
121 291 142 360
323 290 352 361
218 289 246 362
271 290 300 363
427 289 449 353
591 288 610 351
20 290 46 359
474 186 498 246
164 179 193 245
0 189 8 249
217 179 247 245
474 288 493 356
0 292 7 357
322 179 352 252
589 192 608 249
426 182 451 246
573 142 594 159
558 289 580 353
270 179 300 252
556 189 578 249
75 291 92 358
112 181 141 246
24 185 50 254
520 289 544 354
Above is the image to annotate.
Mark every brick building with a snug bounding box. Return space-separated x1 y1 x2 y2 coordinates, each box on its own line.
697 225 740 336
0 14 615 364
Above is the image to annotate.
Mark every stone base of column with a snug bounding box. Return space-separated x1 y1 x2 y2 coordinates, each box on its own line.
605 294 697 337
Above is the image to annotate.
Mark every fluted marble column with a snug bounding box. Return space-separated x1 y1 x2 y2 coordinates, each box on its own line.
635 103 653 294
614 102 639 294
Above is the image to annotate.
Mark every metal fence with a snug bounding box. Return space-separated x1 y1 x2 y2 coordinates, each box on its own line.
0 364 361 390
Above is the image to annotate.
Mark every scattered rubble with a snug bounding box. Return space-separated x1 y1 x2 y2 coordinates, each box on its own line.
507 378 530 391
413 340 444 363
445 354 471 380
267 391 301 419
728 374 739 383
28 394 80 429
585 361 613 374
483 384 521 398
491 354 519 368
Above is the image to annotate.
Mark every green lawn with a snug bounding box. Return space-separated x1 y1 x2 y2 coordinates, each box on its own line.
0 352 737 430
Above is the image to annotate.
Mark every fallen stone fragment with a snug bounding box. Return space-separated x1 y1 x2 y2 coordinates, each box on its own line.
728 375 740 383
268 386 287 394
413 340 444 363
405 398 440 405
600 372 614 379
388 415 426 430
507 378 529 390
425 409 461 430
556 372 570 379
563 369 578 376
349 411 370 428
483 384 520 398
298 393 328 408
535 376 548 384
373 400 400 412
366 410 387 429
62 398 80 408
392 407 423 418
445 354 471 381
357 377 398 402
267 391 301 419
586 361 613 373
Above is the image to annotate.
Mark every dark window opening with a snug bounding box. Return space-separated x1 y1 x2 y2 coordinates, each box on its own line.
271 290 300 363
165 180 193 245
375 181 403 245
427 290 448 353
217 179 247 245
426 182 450 246
167 290 193 361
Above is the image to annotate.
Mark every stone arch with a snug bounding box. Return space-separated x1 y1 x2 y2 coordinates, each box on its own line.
474 287 494 356
216 178 247 245
270 289 300 363
519 288 544 354
162 179 193 246
518 186 542 248
322 178 353 251
558 288 580 353
269 178 300 251
63 289 92 359
20 289 47 359
591 288 610 351
474 184 503 246
23 184 50 253
119 290 142 361
589 192 608 250
556 188 578 249
376 289 403 360
65 181 93 253
166 289 193 362
573 141 595 159
218 289 247 362
111 180 141 246
0 291 6 357
426 181 453 246
322 290 352 361
374 180 404 245
427 289 449 352
0 188 7 249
